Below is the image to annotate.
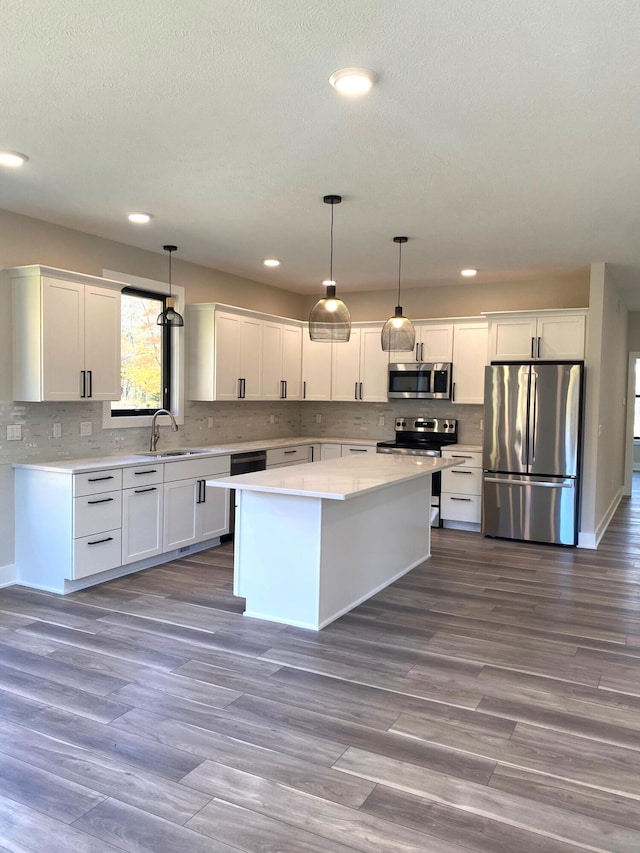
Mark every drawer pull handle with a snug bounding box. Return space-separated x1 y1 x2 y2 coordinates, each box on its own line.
87 536 114 545
350 448 368 452
134 469 158 475
451 497 472 502
87 498 114 505
284 450 297 455
134 487 157 494
451 470 472 474
87 476 114 482
451 454 472 459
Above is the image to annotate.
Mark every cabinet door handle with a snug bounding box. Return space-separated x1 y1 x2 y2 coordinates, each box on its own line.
87 369 93 398
359 382 363 400
87 497 114 505
415 342 420 361
196 479 203 504
303 380 306 400
354 381 358 400
284 379 287 398
88 475 114 482
451 497 472 502
452 382 456 402
88 536 114 545
80 370 86 398
134 469 158 475
201 480 206 503
530 337 535 358
421 343 425 361
537 336 541 358
134 486 157 494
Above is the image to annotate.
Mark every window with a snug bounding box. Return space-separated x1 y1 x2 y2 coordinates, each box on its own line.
102 267 184 431
111 288 171 416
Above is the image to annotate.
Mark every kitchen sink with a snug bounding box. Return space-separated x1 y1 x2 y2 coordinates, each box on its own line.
136 449 212 458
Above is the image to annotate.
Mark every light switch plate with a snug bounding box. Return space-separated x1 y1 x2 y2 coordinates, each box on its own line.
6 424 21 441
207 417 214 428
80 422 92 436
378 415 385 426
315 414 322 424
53 423 62 439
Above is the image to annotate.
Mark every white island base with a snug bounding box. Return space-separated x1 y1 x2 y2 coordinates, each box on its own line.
234 476 431 630
208 454 455 631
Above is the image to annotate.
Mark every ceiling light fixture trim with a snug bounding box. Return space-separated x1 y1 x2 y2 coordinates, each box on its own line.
263 258 281 267
461 268 478 277
157 244 184 327
128 212 152 224
0 150 28 168
308 195 351 342
381 236 415 352
329 67 377 96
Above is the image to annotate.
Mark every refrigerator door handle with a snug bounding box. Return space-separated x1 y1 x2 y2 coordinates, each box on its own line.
529 370 537 466
483 476 573 489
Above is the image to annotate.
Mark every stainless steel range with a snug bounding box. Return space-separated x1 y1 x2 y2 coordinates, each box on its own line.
377 417 458 526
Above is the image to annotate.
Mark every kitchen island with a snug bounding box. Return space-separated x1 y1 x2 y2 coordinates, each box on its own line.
207 454 456 630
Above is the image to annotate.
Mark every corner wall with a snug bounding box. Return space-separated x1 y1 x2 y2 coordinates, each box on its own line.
579 263 629 547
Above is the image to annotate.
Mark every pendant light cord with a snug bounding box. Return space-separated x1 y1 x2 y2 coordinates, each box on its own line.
329 202 334 283
397 239 402 305
168 250 172 298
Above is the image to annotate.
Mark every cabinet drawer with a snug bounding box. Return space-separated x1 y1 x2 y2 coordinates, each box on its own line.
73 468 122 496
341 444 377 456
441 493 482 523
441 466 482 495
441 450 482 467
72 528 122 579
266 445 311 467
122 463 164 489
73 491 122 538
163 455 231 482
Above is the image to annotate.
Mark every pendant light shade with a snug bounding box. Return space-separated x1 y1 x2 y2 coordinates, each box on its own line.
157 245 184 327
381 236 415 352
308 195 351 342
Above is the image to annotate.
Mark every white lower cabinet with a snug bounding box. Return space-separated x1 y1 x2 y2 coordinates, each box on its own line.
14 454 231 593
320 443 342 460
163 456 231 551
440 449 482 529
341 444 377 456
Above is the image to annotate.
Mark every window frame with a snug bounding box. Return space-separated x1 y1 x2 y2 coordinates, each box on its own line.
102 268 185 430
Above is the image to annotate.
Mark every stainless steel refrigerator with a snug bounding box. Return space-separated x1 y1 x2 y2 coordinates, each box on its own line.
482 362 583 546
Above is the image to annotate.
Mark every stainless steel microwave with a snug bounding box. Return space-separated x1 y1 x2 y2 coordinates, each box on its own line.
388 362 453 399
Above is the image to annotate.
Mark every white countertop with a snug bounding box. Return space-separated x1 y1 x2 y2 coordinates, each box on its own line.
11 436 380 474
207 454 456 501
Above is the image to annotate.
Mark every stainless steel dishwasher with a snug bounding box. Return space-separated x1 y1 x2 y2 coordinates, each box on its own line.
222 450 267 541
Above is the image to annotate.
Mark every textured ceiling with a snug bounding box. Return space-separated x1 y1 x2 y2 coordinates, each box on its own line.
2 0 640 305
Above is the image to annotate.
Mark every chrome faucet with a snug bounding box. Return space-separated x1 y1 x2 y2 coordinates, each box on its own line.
149 408 178 451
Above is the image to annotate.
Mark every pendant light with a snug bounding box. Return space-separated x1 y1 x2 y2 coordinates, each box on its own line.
308 195 351 342
381 236 415 352
157 245 184 327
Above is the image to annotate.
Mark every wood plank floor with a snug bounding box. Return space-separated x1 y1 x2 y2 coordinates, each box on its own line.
1 493 640 851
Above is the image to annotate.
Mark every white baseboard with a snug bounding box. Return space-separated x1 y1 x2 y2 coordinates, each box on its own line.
0 563 16 588
578 487 623 550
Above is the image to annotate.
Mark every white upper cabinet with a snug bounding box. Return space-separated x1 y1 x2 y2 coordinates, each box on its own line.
331 326 388 402
451 321 488 405
388 322 453 364
187 305 264 401
487 310 586 361
262 320 302 400
302 329 333 401
11 266 121 402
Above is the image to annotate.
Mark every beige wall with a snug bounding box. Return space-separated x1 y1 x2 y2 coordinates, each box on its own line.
303 269 591 321
580 263 629 545
628 313 640 350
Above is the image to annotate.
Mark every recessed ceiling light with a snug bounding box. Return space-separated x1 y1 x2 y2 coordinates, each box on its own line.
329 67 377 96
263 258 281 267
0 150 28 168
128 212 152 224
461 268 478 277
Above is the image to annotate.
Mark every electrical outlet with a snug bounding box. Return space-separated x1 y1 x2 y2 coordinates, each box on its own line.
80 421 92 437
315 413 322 424
480 419 484 431
6 424 21 441
378 415 385 426
53 423 62 439
207 417 214 428
269 415 276 424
